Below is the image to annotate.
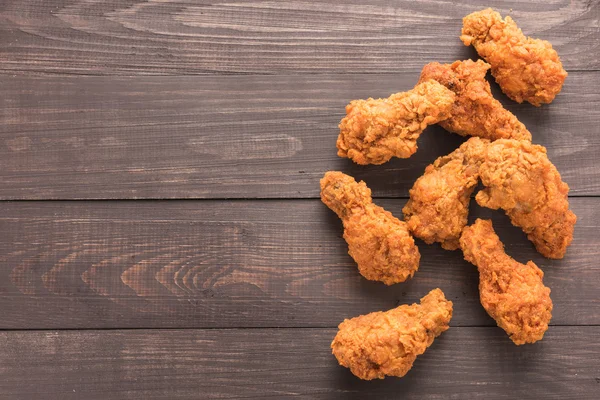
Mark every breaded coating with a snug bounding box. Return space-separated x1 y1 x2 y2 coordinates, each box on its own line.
460 219 552 345
461 8 567 106
403 137 488 250
331 288 453 380
419 60 531 141
476 139 576 259
337 80 455 165
321 171 420 285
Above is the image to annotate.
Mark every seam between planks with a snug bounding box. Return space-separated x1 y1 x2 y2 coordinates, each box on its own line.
1 325 598 332
0 195 597 202
0 69 599 77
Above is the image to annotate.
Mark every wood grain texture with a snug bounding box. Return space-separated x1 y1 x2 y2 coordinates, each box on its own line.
0 198 597 329
0 0 598 75
2 72 599 199
1 0 598 396
0 327 598 399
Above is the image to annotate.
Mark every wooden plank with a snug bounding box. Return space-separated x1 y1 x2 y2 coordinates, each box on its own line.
0 327 597 399
1 72 599 199
0 198 597 329
0 0 597 75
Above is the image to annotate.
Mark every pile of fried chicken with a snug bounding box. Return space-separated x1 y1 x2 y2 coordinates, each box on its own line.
323 9 575 380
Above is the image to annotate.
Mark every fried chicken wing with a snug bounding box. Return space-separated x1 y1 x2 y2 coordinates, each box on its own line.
476 139 576 259
337 80 455 164
419 60 531 141
320 171 420 285
460 219 552 345
461 8 567 106
331 288 453 380
403 137 488 250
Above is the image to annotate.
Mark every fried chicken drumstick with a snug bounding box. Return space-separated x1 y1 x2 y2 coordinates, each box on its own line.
419 60 531 141
460 219 553 345
321 171 420 284
461 8 567 106
331 288 453 380
403 137 488 250
476 139 576 259
337 80 455 164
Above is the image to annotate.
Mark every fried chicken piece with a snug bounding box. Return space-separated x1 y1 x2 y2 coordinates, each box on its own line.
331 288 453 380
476 139 576 259
321 171 420 284
337 80 456 164
419 60 531 141
403 137 488 250
460 219 553 345
461 8 567 106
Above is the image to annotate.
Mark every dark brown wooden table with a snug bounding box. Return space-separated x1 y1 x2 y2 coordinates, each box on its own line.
1 1 599 398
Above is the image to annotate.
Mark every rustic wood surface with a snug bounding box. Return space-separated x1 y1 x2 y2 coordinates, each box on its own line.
0 327 598 400
1 0 599 398
0 198 598 329
1 72 599 199
0 0 598 75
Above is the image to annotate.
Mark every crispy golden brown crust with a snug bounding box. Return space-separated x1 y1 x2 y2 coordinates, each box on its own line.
461 8 567 106
403 137 488 250
476 139 576 259
331 289 453 380
320 171 420 285
337 80 455 165
419 60 531 141
460 219 552 345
